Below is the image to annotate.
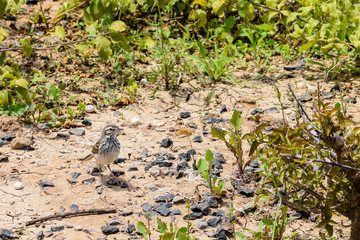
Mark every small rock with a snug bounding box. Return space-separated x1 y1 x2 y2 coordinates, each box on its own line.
154 204 170 216
177 160 189 171
43 230 53 237
1 133 16 141
290 212 302 220
191 203 210 215
14 182 24 190
121 211 133 217
0 155 9 162
197 220 208 229
114 158 126 164
322 92 335 99
180 111 191 118
249 159 260 168
251 108 264 115
179 152 191 161
204 195 218 208
142 203 152 212
193 136 203 143
203 129 210 135
83 229 96 234
82 177 96 184
214 153 226 164
56 133 70 140
208 217 222 227
298 94 312 103
66 225 73 228
82 119 92 126
39 123 51 130
219 105 227 113
101 225 119 235
187 122 197 128
173 196 185 204
108 219 123 226
75 226 83 231
0 140 8 146
112 169 125 176
70 204 79 211
126 224 136 233
346 97 357 104
166 193 174 202
72 172 81 179
239 202 256 215
50 226 64 232
11 137 32 149
36 230 44 240
183 212 202 220
131 117 140 124
238 187 254 197
310 214 317 222
26 0 38 5
165 202 173 208
85 105 95 113
128 167 138 171
38 181 55 187
0 229 18 239
155 196 166 203
265 107 279 113
170 209 182 215
160 138 173 148
68 128 85 136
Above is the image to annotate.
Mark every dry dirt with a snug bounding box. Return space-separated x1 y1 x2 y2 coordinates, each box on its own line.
1 76 359 240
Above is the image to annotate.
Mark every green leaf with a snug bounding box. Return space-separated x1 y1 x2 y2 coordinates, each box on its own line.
261 218 273 226
163 232 175 240
94 36 112 63
136 221 149 240
0 28 8 42
0 52 5 66
10 78 29 89
158 0 171 9
211 128 228 141
157 218 167 234
109 32 127 49
205 149 214 162
189 9 207 28
217 179 224 189
230 110 242 131
244 3 255 21
0 0 7 19
52 26 66 40
0 89 10 108
191 0 207 7
109 20 126 32
176 231 188 240
20 38 32 58
14 87 31 104
9 103 28 116
298 41 315 53
212 0 226 17
198 158 207 173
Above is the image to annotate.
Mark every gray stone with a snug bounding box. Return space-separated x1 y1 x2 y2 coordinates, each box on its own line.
141 203 152 212
208 217 222 227
193 135 203 143
177 160 189 171
155 196 166 203
39 123 51 130
249 159 260 168
128 167 138 171
108 219 123 225
310 214 317 222
204 195 218 208
154 204 170 216
70 204 79 211
83 229 96 234
50 226 64 232
38 181 54 187
160 138 173 148
166 193 174 202
101 225 119 235
173 196 185 204
178 152 191 161
82 177 95 184
1 133 16 141
219 105 227 113
72 172 81 179
82 119 92 126
322 92 335 99
112 169 125 176
237 187 254 197
36 230 44 240
183 212 202 220
0 229 18 239
265 107 279 113
56 133 70 140
180 111 191 118
68 128 85 136
346 97 357 104
191 203 210 215
251 108 264 115
75 226 83 231
239 202 256 215
0 140 8 146
290 212 302 220
197 220 208 229
214 152 226 163
170 208 182 215
298 94 312 102
43 230 53 237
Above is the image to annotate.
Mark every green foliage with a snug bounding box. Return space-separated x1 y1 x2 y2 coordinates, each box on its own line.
211 110 258 175
198 149 226 196
254 96 360 238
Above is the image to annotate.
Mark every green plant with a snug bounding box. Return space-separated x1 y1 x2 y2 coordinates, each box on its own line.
211 110 258 175
252 85 360 239
198 149 226 196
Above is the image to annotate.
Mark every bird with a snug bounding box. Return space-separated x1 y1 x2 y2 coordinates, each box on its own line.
79 125 122 186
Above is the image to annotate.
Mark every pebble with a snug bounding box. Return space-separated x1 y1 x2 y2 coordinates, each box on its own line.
346 97 357 104
155 196 166 203
322 92 335 99
0 229 18 239
197 220 208 229
68 128 85 136
101 225 119 235
38 181 55 187
82 119 92 126
179 152 191 161
72 172 81 179
249 159 260 168
131 117 140 124
75 225 83 231
14 182 24 190
108 219 123 225
83 229 96 234
36 230 43 240
171 209 182 215
43 230 53 237
180 111 191 118
154 204 170 216
204 195 218 208
56 133 70 140
239 202 256 215
0 140 8 146
39 123 51 130
173 196 185 204
1 133 16 141
310 214 317 222
128 167 138 171
330 84 340 92
11 137 32 149
85 105 95 113
183 212 202 220
237 187 255 197
166 193 174 202
219 105 227 113
265 107 279 113
82 177 95 184
290 212 302 220
160 138 173 148
298 94 312 102
0 155 9 162
208 217 222 227
70 204 79 211
251 108 264 115
191 203 210 215
193 135 203 143
50 225 64 232
176 160 189 171
112 169 125 176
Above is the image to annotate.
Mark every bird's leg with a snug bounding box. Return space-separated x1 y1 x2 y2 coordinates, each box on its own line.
99 164 105 187
107 164 121 186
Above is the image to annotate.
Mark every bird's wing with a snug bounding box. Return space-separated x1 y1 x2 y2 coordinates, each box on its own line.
91 138 101 154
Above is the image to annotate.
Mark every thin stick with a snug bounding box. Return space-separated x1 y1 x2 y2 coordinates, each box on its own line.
48 1 87 23
0 39 88 52
25 208 117 226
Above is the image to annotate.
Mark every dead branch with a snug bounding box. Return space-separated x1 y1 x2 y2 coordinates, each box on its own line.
25 208 117 226
48 1 87 24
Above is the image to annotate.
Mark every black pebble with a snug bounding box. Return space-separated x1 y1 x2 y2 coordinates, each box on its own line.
1 133 16 141
101 225 119 235
330 84 340 92
193 136 203 143
82 119 92 126
38 181 55 187
160 138 173 148
180 111 191 118
57 133 70 140
219 105 227 113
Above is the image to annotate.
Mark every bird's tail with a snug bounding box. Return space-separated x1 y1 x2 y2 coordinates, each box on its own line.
78 154 94 162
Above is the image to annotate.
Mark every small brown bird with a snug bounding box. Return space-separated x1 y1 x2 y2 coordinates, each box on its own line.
79 125 121 186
